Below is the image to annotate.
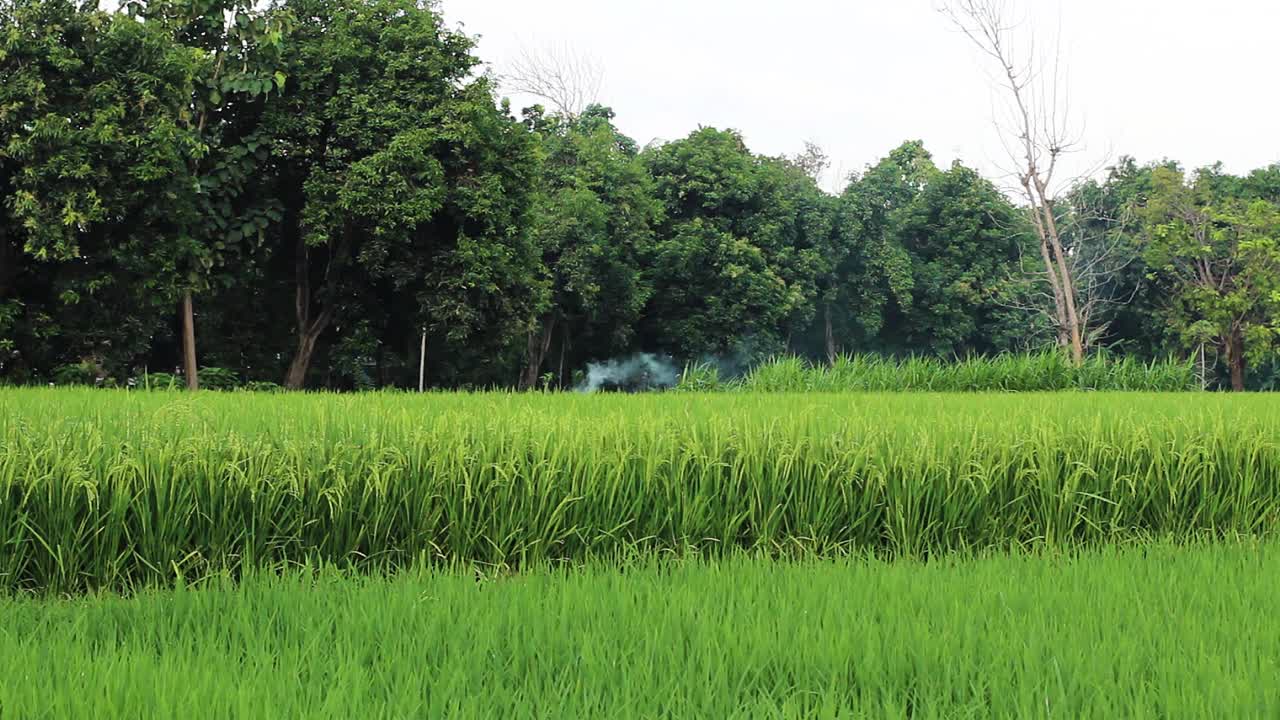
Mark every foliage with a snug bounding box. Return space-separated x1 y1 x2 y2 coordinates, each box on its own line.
830 141 929 346
518 104 661 387
885 161 1031 355
196 366 239 390
140 372 181 390
1 0 1277 390
263 0 542 388
1141 165 1280 389
0 0 203 377
51 361 103 386
640 128 824 357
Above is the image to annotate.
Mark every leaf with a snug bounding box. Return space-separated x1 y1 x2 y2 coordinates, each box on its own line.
274 71 287 90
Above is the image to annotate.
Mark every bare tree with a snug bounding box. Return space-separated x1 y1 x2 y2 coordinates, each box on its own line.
940 0 1100 364
992 189 1138 352
503 44 603 119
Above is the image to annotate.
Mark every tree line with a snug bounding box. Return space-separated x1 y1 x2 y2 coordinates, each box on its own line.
3 0 1279 391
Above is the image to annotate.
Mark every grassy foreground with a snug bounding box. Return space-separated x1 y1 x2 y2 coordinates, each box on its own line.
5 389 1280 592
0 542 1276 718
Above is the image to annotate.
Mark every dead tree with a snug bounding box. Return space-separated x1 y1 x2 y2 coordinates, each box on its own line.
503 44 603 119
992 184 1140 353
941 0 1103 365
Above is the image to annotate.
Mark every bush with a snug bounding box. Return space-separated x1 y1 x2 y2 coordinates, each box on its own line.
197 367 239 391
51 362 101 387
140 372 181 390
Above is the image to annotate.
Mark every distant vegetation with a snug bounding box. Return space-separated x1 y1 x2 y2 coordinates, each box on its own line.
3 0 1279 391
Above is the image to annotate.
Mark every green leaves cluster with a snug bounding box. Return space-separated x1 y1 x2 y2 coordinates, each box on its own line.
1140 165 1280 387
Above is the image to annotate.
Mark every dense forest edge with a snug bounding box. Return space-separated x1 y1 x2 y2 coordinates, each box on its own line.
4 0 1280 392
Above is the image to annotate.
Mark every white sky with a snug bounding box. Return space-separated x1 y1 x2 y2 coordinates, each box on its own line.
438 0 1280 193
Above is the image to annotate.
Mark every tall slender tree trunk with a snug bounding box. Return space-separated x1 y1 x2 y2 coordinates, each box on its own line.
824 302 836 365
557 324 568 389
181 290 199 391
1030 201 1084 366
418 331 427 392
519 315 556 390
1042 207 1085 365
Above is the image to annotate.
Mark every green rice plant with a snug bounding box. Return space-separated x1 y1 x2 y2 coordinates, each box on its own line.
674 361 722 391
0 541 1276 718
683 351 1198 392
735 355 811 391
0 388 1273 593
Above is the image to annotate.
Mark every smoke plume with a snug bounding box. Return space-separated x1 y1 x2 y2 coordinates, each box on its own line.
577 353 680 393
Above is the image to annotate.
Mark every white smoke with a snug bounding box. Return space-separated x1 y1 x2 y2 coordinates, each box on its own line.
577 352 680 393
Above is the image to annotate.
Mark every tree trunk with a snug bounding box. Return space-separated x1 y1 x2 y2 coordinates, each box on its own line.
181 290 199 391
1031 203 1084 366
519 315 556 390
284 228 342 390
1044 219 1086 366
284 330 321 390
418 331 427 392
824 302 836 365
1226 331 1247 392
557 325 568 388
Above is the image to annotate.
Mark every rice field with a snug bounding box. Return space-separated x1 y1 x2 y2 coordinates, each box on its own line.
2 388 1278 593
0 541 1276 719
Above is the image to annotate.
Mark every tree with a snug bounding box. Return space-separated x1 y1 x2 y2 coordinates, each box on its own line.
639 128 822 359
888 161 1031 355
131 0 290 390
828 142 929 355
942 0 1100 364
518 104 660 389
1140 166 1280 390
0 0 201 381
1055 157 1181 358
264 0 542 389
504 44 602 119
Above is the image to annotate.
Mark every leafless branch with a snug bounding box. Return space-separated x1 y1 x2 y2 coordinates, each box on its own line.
502 43 603 119
940 0 1121 362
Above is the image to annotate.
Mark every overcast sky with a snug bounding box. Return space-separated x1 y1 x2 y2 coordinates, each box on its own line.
438 0 1279 193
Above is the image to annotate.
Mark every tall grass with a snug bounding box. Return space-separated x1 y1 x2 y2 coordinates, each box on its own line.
0 541 1276 718
1 388 1276 593
679 352 1197 392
